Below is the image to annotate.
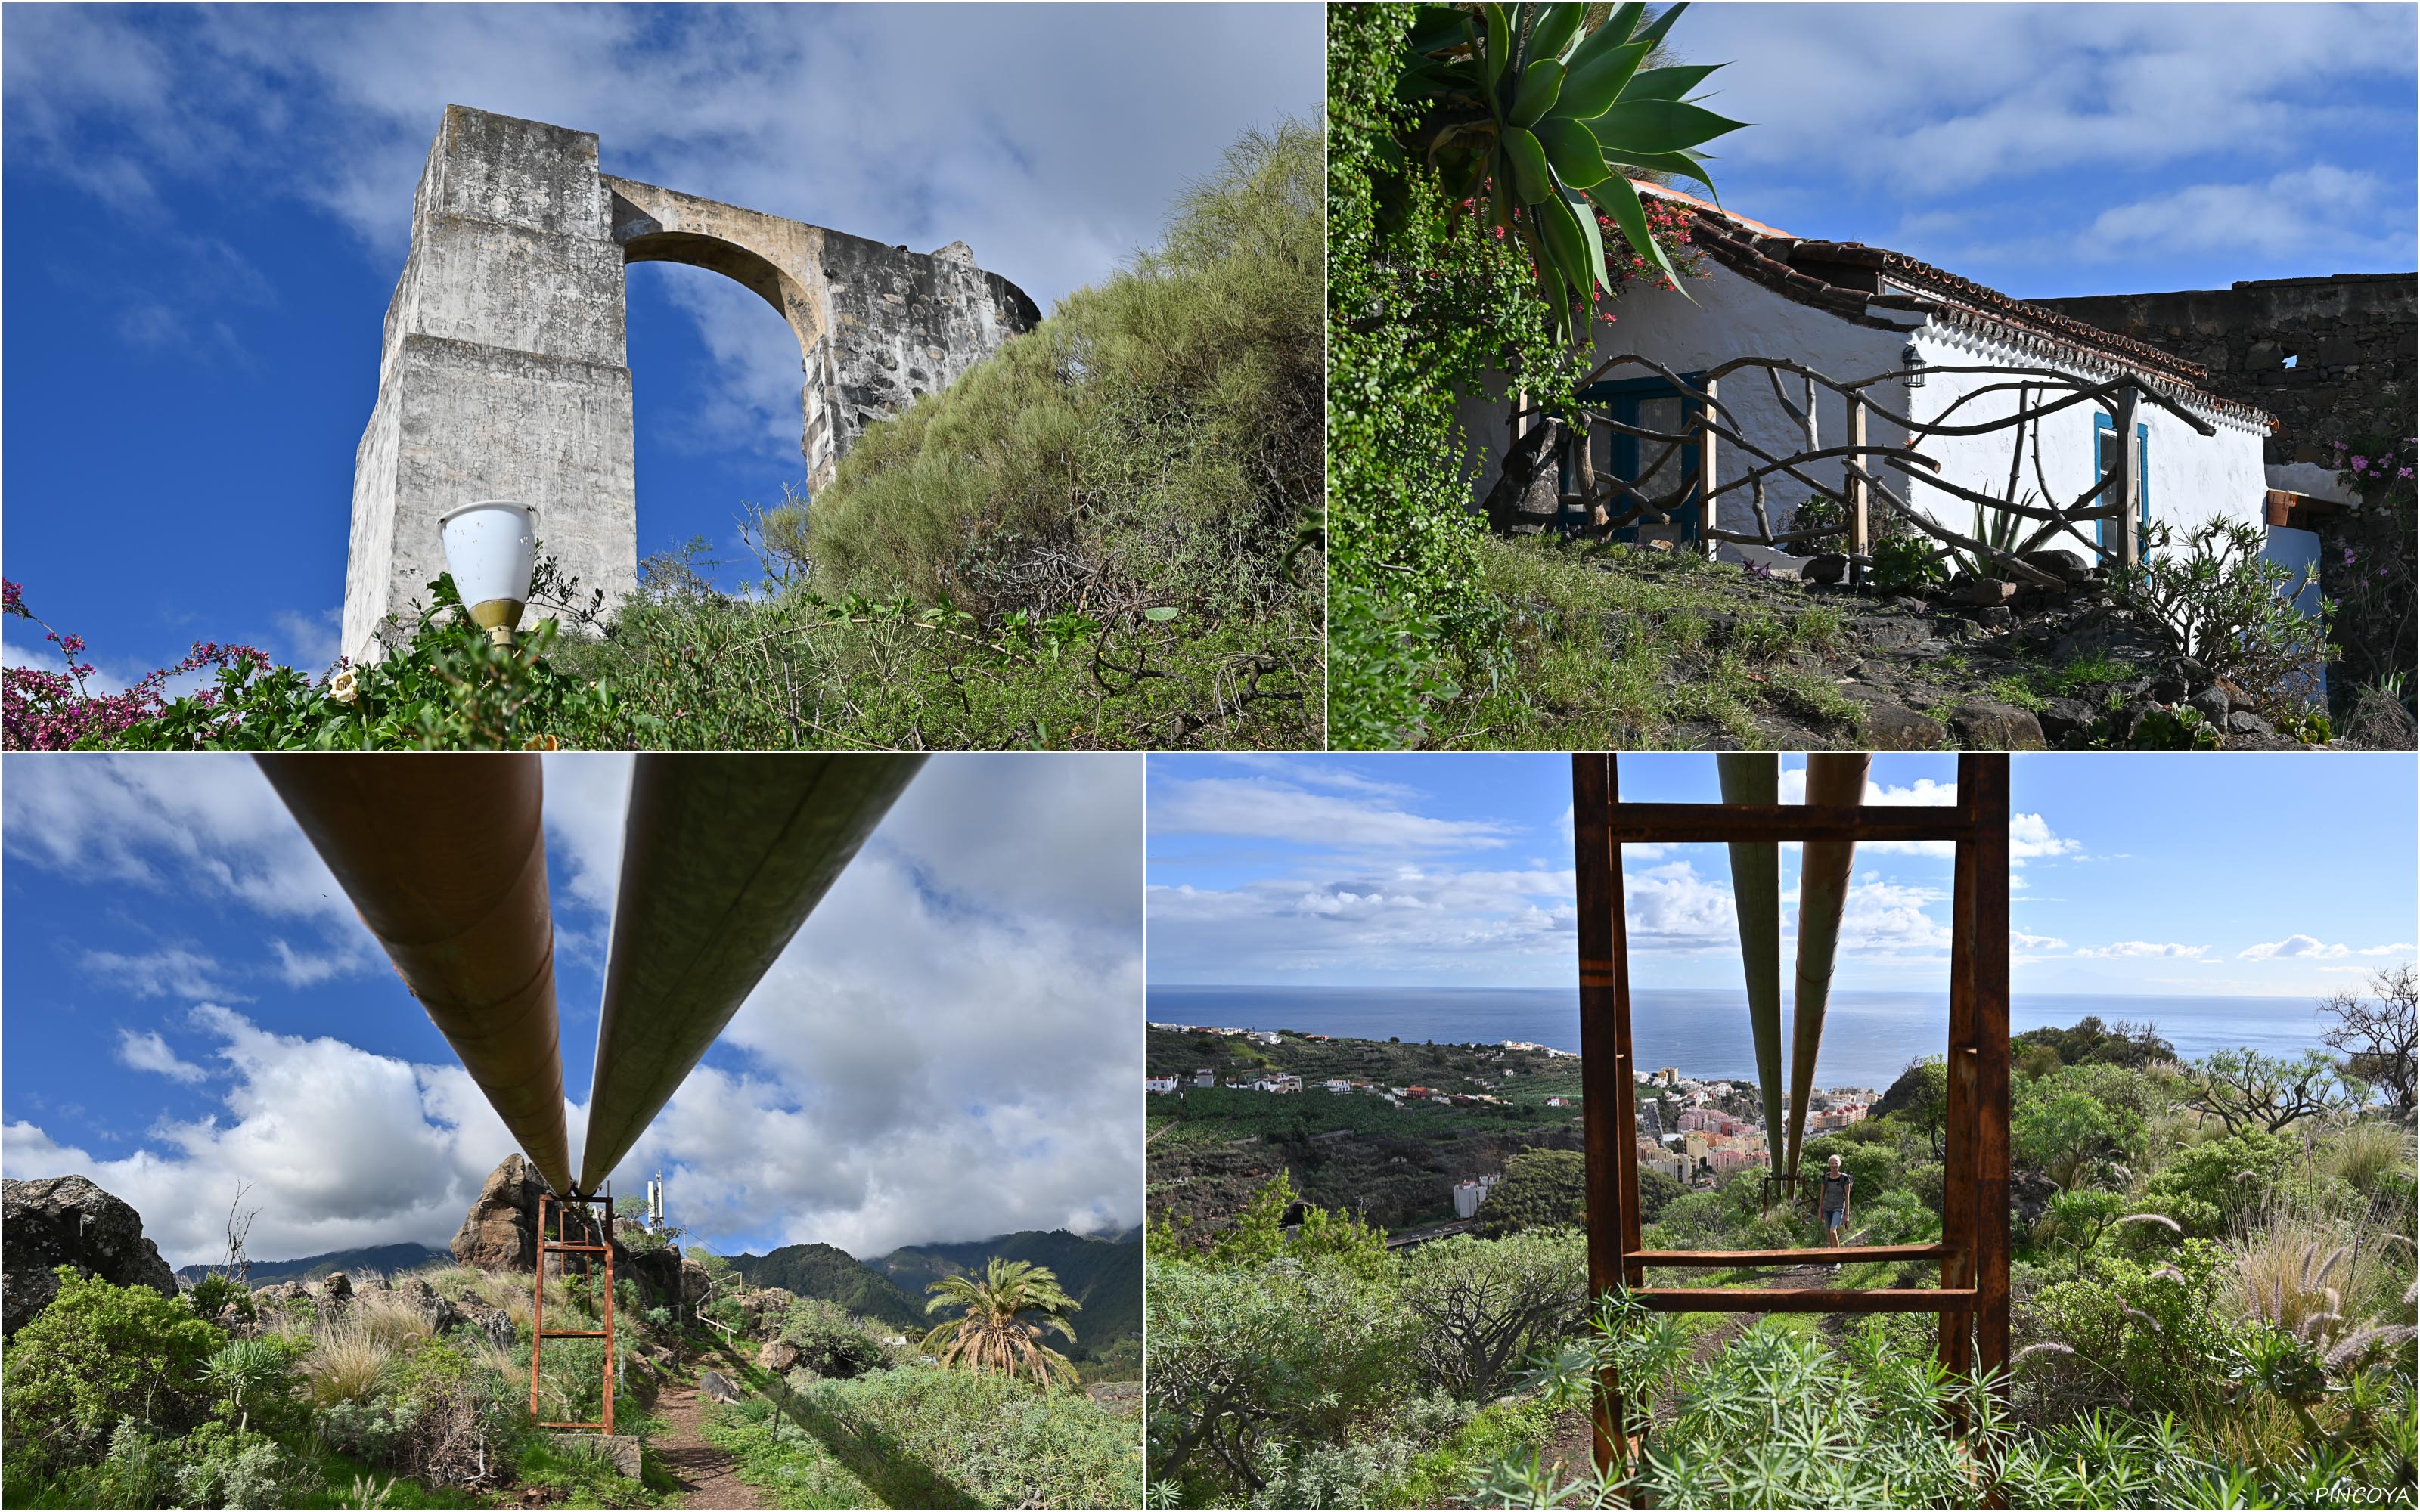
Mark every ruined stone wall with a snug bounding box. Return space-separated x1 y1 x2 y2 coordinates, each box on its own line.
2032 273 2417 466
345 105 1038 662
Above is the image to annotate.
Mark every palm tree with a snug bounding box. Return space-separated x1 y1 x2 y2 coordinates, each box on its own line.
920 1259 1082 1389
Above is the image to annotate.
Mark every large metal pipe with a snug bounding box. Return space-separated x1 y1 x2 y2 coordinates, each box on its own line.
577 754 923 1191
256 754 572 1192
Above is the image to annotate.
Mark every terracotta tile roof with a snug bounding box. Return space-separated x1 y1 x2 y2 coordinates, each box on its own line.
1632 181 2276 431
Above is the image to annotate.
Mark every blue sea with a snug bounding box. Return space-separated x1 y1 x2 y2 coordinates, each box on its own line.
1146 986 2321 1089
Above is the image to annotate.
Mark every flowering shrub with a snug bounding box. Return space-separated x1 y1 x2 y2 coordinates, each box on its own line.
2332 435 2419 501
1590 194 1708 319
3 581 273 750
2319 435 2417 743
4 575 637 751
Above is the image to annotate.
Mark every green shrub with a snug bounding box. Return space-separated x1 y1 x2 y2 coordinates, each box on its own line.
1399 1229 1589 1402
2 1269 225 1467
1869 533 1947 594
171 1421 312 1509
779 1297 893 1381
2135 1130 2295 1238
713 1363 1140 1510
1144 1253 1413 1503
2115 517 2335 723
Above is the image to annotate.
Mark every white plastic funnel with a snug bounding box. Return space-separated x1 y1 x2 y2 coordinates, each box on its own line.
438 500 539 643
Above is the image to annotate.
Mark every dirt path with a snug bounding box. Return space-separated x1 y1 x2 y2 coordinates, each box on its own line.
650 1374 771 1510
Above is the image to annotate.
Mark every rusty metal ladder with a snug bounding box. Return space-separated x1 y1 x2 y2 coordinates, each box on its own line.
1572 752 2012 1477
532 1187 616 1437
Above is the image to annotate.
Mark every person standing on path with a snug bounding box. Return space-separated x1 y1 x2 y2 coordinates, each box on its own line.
1813 1154 1853 1271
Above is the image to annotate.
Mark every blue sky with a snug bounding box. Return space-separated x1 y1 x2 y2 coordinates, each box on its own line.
0 3 1322 683
1669 5 2416 298
1 753 1143 1268
1146 752 2418 998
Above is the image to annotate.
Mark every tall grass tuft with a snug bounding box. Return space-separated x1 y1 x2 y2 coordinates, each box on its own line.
302 1316 396 1406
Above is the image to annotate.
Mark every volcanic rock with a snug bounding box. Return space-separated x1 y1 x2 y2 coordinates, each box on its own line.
757 1337 801 1373
452 1154 550 1272
2 1174 179 1337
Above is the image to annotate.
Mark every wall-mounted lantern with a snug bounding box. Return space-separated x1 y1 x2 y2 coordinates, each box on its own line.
1902 344 1926 389
438 500 538 646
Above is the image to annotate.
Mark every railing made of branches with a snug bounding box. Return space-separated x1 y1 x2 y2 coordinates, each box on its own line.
1540 352 2216 585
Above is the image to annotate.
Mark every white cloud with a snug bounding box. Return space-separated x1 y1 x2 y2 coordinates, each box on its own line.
2012 931 2068 950
5 1005 509 1265
116 1028 209 1084
82 946 246 1002
2239 933 2352 960
2075 940 2208 959
2080 164 2403 263
1681 4 2415 199
1151 774 1516 853
2361 943 2418 956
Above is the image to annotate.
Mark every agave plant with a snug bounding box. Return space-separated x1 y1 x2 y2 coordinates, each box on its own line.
1396 2 1747 335
1716 754 1785 1170
1786 753 1869 1173
920 1257 1083 1390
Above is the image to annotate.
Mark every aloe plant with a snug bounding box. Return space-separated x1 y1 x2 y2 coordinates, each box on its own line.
1396 2 1747 335
1716 754 1784 1171
1786 753 1869 1175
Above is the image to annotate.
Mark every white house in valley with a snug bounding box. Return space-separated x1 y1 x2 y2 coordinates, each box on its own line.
1464 181 2279 558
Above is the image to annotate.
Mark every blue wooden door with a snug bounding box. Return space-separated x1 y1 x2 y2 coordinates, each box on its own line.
1576 373 1707 544
2093 413 2151 550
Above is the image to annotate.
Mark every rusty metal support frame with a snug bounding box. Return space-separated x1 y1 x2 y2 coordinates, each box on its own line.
1573 754 2009 1476
532 1187 616 1437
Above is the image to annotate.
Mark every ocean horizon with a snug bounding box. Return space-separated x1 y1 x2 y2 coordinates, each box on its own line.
1146 985 2322 1089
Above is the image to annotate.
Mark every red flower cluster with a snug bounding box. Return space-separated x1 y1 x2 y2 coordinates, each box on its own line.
3 579 272 749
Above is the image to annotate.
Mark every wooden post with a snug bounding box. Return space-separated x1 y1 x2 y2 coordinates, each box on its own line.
1697 377 1720 556
1573 754 1627 1474
1967 756 2012 1390
601 1203 618 1438
531 1195 548 1422
1939 816 1976 1383
1845 396 1870 559
2112 386 2142 568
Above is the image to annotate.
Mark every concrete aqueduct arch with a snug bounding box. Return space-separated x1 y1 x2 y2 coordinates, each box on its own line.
343 105 1040 661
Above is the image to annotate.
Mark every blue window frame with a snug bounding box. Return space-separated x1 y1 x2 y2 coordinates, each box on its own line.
2093 412 2150 548
1575 372 1709 543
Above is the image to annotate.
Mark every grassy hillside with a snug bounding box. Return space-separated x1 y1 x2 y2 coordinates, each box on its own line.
1146 1027 1589 1232
174 1241 448 1286
872 1230 1143 1361
724 1241 927 1333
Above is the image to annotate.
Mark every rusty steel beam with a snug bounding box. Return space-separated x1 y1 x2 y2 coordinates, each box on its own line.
577 754 923 1191
1635 1287 1980 1314
256 754 572 1193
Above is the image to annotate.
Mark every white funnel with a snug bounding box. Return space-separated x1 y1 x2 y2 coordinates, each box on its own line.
439 500 539 644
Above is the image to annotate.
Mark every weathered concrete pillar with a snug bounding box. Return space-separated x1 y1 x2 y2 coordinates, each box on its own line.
345 106 638 662
345 105 1040 663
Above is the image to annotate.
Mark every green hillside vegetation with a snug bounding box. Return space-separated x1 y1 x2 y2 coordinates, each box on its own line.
873 1230 1143 1373
28 122 1320 754
1146 1027 1588 1232
6 1242 1142 1509
1145 1012 2420 1507
174 1243 448 1287
726 1242 927 1333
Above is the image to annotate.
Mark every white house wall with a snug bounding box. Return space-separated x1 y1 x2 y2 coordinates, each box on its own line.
1457 260 1910 529
1457 258 2269 550
1907 324 2268 550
